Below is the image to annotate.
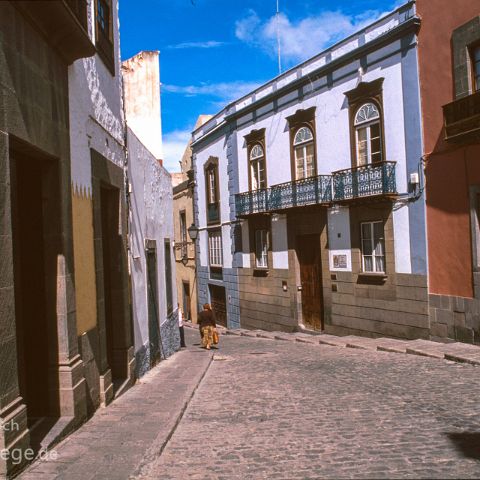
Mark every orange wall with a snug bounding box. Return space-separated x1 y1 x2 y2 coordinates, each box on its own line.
416 0 480 298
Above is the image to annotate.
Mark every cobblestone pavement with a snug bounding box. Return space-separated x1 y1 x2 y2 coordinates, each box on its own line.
19 329 480 479
137 333 480 480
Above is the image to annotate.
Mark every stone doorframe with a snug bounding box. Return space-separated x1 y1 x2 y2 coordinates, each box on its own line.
0 133 87 476
91 149 135 406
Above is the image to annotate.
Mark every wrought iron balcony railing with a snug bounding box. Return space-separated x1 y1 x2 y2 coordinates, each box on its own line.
443 90 480 144
235 162 397 217
235 174 332 216
332 161 396 201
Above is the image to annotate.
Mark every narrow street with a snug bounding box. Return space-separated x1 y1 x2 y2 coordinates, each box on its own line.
20 328 480 480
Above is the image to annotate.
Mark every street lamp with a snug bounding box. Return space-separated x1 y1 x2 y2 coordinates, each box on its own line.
187 223 199 242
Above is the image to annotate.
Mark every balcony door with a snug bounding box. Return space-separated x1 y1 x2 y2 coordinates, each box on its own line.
354 103 383 166
297 234 324 331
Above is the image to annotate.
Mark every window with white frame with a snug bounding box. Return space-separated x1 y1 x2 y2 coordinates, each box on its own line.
208 230 223 267
361 221 385 273
255 229 269 268
293 126 315 180
354 103 383 166
207 166 218 204
249 144 266 190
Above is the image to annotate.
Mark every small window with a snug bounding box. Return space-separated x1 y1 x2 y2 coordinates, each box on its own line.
180 211 187 258
205 162 220 224
249 144 266 190
95 0 114 74
255 229 269 268
354 103 382 166
471 45 480 92
208 231 223 267
97 0 110 37
293 126 315 180
361 221 385 273
206 166 218 204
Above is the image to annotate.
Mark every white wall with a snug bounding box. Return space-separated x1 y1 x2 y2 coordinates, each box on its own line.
193 5 416 275
128 128 176 354
69 0 125 193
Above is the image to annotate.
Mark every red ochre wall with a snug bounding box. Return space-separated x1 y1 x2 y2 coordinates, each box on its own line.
416 0 480 298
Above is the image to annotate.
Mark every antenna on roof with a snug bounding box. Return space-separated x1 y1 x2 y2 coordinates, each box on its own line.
276 0 282 74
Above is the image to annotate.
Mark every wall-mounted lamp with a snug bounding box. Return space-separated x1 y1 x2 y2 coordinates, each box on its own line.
187 223 199 242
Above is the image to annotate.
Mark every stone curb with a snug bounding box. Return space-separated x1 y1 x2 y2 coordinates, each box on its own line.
225 328 480 366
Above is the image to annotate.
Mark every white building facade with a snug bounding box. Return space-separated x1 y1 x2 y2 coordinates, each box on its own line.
192 2 429 339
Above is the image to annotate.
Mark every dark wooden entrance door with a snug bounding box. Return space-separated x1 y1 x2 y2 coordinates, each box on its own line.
146 248 161 367
297 234 324 331
209 285 227 327
182 281 191 320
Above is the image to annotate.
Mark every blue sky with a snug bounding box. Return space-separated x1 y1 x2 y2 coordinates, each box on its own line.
119 0 402 172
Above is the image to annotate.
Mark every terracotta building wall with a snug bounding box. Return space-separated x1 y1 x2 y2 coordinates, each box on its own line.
416 0 480 298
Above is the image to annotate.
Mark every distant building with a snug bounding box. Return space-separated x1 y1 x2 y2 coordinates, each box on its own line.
191 3 429 337
417 0 480 343
122 51 179 378
173 115 212 324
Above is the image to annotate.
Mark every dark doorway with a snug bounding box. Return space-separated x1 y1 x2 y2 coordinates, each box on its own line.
183 281 191 320
297 234 324 331
100 186 127 384
10 149 60 425
209 284 227 327
146 246 161 367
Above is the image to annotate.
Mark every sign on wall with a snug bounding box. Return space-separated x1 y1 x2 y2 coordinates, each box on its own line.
328 206 352 272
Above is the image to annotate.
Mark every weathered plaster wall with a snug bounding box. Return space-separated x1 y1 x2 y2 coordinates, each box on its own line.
127 128 178 378
122 51 163 161
416 0 480 299
68 0 127 412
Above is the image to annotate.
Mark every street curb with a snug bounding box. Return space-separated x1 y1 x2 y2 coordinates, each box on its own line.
224 329 480 367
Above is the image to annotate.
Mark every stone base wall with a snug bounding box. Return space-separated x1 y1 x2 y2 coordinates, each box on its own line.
160 311 181 359
326 273 429 339
197 266 240 329
238 268 296 332
78 328 102 415
429 294 480 344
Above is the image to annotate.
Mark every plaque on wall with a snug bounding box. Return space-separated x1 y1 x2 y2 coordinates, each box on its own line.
333 254 347 269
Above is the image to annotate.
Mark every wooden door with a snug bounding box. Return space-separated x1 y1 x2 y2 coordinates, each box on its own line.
297 234 324 330
146 248 161 367
183 281 191 320
209 285 227 327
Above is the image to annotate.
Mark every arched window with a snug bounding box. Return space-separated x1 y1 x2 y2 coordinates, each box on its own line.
354 103 382 165
293 126 315 180
249 143 266 190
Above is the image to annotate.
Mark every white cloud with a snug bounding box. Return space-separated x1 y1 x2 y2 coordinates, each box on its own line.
235 7 394 64
166 40 227 50
163 80 264 104
162 129 191 173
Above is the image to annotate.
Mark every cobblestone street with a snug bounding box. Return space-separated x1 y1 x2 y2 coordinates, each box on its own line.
21 329 480 479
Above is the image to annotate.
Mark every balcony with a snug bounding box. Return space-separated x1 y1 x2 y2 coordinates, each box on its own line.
333 161 397 202
443 90 480 144
235 175 332 217
235 163 397 217
14 0 95 64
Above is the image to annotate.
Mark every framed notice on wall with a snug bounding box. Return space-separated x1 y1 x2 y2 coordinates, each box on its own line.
333 254 347 269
